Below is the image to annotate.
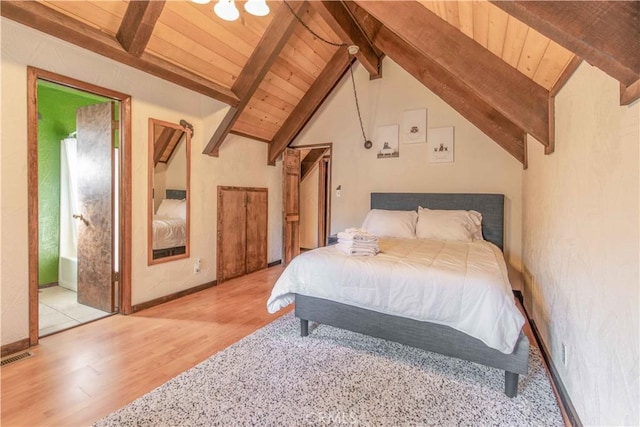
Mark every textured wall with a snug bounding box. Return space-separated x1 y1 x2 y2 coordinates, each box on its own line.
293 58 524 269
523 63 639 425
1 19 282 346
36 85 63 285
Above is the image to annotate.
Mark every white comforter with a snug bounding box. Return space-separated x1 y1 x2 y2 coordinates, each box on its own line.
267 238 525 354
152 216 186 250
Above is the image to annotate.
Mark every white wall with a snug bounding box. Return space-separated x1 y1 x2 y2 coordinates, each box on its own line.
300 164 319 249
294 58 524 269
523 63 639 425
165 136 187 190
0 19 282 346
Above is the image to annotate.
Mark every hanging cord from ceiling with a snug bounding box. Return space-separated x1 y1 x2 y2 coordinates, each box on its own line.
283 1 373 149
347 49 371 149
283 1 347 48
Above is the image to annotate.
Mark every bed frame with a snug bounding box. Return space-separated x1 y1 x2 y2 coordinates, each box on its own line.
295 193 529 397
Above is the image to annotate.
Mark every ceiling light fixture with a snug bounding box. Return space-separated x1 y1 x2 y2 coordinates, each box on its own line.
244 0 270 17
190 0 270 21
214 0 240 21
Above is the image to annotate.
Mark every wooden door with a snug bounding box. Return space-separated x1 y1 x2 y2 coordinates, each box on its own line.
245 189 268 273
283 148 301 266
217 187 248 282
76 102 115 313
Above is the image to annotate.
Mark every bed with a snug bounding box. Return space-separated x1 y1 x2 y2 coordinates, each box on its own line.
152 189 187 259
268 193 529 397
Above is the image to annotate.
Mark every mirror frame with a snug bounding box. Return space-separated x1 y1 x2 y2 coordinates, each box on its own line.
147 118 191 265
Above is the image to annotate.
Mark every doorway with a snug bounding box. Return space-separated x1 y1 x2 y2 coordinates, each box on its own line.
284 144 332 260
27 67 132 345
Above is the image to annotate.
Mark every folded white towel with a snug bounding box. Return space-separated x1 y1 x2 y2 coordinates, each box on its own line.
337 228 378 243
337 239 379 249
336 242 378 256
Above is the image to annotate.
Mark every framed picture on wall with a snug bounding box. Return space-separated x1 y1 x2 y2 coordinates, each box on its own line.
427 126 454 163
402 108 427 144
377 124 399 159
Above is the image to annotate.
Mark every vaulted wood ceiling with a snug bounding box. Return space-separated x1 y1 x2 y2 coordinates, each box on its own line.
3 1 638 167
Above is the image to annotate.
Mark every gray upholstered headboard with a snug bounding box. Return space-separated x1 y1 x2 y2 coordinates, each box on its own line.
166 189 187 200
371 193 505 250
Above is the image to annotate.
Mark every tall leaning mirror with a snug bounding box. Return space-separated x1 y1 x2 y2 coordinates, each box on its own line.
148 118 191 265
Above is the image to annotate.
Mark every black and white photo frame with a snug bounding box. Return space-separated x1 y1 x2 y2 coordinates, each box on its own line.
402 108 427 144
377 124 399 159
427 126 454 163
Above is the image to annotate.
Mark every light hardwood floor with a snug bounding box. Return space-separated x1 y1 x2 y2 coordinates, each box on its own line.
1 265 567 427
1 266 290 427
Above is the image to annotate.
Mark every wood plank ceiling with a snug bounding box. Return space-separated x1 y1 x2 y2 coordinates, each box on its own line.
3 1 638 166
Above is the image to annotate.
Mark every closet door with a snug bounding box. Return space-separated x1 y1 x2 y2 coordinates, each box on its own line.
245 189 268 273
217 187 247 282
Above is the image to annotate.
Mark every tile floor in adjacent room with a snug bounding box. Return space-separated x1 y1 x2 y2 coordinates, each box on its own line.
39 286 111 336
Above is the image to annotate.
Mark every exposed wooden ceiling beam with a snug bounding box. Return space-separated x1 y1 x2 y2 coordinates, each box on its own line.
116 0 165 57
343 1 383 50
268 50 354 165
375 26 526 164
355 1 550 149
312 1 381 79
490 1 640 87
549 56 583 98
546 56 583 155
154 127 184 166
229 130 271 143
301 148 328 180
1 0 239 106
621 80 640 106
202 1 308 157
233 2 307 98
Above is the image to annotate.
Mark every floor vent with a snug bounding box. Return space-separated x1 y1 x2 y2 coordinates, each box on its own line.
1 351 33 366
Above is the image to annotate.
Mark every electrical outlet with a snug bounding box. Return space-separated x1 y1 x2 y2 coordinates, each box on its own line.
194 258 201 274
561 342 568 366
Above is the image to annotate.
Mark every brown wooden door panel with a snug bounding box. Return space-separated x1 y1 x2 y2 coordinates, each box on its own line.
76 102 115 313
245 189 268 273
217 187 247 282
283 148 301 266
217 186 268 282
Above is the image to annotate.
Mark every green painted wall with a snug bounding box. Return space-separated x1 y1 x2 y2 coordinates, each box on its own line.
37 82 110 286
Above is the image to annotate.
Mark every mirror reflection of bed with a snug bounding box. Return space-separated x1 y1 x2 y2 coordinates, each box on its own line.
148 118 191 264
152 190 187 259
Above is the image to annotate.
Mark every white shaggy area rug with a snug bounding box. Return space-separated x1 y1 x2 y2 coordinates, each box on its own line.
94 312 562 426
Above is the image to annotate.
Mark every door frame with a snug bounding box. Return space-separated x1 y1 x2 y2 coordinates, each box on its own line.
288 143 332 251
27 67 133 346
317 154 331 246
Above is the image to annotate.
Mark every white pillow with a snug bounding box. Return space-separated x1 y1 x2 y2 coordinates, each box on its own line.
361 209 418 239
416 207 483 242
156 198 186 219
